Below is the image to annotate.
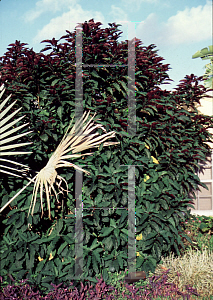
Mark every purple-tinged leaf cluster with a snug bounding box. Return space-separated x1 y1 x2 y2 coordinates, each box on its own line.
0 271 200 300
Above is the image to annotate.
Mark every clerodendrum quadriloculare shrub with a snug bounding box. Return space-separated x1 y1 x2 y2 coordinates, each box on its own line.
0 19 213 295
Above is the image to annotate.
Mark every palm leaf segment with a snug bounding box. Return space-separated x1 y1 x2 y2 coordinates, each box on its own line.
0 83 33 178
28 110 120 219
0 102 120 219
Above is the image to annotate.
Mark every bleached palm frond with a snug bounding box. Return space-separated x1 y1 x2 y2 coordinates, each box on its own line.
0 82 33 177
0 109 120 219
27 110 120 219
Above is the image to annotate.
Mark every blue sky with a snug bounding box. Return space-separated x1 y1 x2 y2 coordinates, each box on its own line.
0 0 212 91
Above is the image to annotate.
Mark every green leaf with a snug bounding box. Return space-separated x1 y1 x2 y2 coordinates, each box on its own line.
40 134 48 142
146 231 158 241
119 211 128 225
93 250 101 264
57 106 63 120
103 186 114 194
100 153 107 163
99 227 114 237
91 70 101 78
51 79 59 86
58 242 68 256
106 86 113 95
121 228 128 236
110 218 117 228
147 256 157 270
103 165 111 174
3 235 11 245
52 134 58 141
144 148 151 159
153 243 161 260
168 217 176 228
150 221 160 232
153 183 160 192
159 199 168 210
56 219 63 234
138 213 149 225
119 131 130 137
119 80 128 92
90 238 100 251
92 253 99 273
117 254 124 269
173 242 180 256
199 223 209 232
114 227 120 238
16 248 26 261
143 260 154 274
85 255 92 270
145 108 155 116
102 268 109 283
127 149 137 159
6 214 18 225
136 256 144 269
18 232 28 242
28 249 35 270
166 109 174 116
169 179 180 190
112 82 120 92
53 265 58 277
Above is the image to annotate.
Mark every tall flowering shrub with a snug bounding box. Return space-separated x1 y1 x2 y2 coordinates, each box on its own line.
0 19 213 295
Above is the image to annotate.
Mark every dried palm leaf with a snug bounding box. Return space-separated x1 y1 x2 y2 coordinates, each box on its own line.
1 109 120 219
0 82 33 178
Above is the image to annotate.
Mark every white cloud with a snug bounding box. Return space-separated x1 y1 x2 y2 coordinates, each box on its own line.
136 1 212 47
110 5 128 23
121 0 158 12
122 0 158 5
162 1 212 45
32 5 105 45
135 13 161 46
24 0 77 22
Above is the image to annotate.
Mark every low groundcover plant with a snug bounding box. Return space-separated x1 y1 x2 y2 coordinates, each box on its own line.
0 269 200 299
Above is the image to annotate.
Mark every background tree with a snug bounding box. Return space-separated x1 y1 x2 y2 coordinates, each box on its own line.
192 45 213 89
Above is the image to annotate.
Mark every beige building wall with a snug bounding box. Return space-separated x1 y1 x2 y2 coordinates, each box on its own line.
185 91 213 217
